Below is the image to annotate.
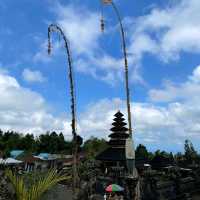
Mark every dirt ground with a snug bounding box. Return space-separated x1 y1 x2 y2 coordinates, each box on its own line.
192 194 200 200
43 185 200 200
43 184 73 200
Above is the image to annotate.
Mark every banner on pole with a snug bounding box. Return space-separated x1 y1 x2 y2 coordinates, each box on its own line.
102 0 112 4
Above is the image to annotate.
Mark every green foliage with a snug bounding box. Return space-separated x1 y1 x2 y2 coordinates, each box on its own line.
6 169 70 200
184 139 198 163
0 131 107 159
20 134 36 152
1 128 199 168
135 144 149 160
0 130 72 155
36 132 68 153
83 137 108 159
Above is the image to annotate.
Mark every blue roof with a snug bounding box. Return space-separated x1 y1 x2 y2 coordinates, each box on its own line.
37 153 50 160
10 150 24 159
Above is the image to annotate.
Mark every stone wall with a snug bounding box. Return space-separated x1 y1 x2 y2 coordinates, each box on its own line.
0 170 15 200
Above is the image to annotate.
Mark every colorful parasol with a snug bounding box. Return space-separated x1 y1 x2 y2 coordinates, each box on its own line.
105 184 124 192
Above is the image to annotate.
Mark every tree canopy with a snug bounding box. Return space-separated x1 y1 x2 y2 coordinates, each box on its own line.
135 144 149 160
0 130 199 168
0 130 72 155
83 137 108 159
184 139 198 164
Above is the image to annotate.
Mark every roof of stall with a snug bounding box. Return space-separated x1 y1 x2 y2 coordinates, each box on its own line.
10 150 24 159
0 158 23 165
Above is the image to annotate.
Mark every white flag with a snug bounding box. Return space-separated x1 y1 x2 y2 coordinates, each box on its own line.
102 0 112 4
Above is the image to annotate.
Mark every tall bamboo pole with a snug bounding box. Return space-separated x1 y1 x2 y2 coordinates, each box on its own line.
101 1 133 137
47 24 78 192
100 3 140 199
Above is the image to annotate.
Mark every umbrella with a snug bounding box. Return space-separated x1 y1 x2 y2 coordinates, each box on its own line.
105 184 124 192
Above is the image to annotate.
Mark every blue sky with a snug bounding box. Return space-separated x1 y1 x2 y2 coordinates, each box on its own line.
1 0 200 153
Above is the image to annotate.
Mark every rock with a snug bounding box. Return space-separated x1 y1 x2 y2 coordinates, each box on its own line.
0 171 15 200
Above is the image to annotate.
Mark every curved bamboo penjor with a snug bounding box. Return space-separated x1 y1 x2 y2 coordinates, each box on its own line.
48 24 79 191
100 1 140 199
101 1 132 137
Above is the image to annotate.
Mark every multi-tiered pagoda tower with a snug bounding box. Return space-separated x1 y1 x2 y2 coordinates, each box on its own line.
109 111 129 148
96 111 135 178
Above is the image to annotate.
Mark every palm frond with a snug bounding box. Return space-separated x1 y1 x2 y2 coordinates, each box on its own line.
28 169 70 200
6 169 71 200
5 170 28 200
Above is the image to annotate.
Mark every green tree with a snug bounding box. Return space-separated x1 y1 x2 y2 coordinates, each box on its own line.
83 137 108 159
3 131 21 150
57 133 66 152
0 130 74 155
135 144 149 160
36 133 51 153
19 134 36 152
184 139 197 164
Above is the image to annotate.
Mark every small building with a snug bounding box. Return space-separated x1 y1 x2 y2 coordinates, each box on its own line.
34 153 57 170
1 158 23 165
19 154 42 172
10 150 24 159
18 153 76 172
135 157 151 173
150 155 174 170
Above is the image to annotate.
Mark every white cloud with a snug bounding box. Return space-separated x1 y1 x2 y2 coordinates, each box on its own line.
43 0 200 86
54 3 126 85
33 40 51 63
79 98 122 138
190 66 200 83
0 71 71 137
33 2 142 85
149 65 200 102
77 99 194 148
22 68 47 83
33 39 63 63
56 4 100 55
141 65 200 149
1 70 200 150
77 98 200 150
51 0 200 85
130 0 200 62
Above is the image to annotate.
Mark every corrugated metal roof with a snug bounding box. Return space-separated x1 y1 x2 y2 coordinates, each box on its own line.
10 150 24 159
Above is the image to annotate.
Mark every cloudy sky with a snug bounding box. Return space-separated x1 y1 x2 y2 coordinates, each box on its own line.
0 0 200 152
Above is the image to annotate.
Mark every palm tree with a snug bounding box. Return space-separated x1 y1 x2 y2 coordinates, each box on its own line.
6 169 70 200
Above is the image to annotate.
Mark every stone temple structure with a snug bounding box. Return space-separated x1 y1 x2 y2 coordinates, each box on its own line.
96 111 138 199
96 111 130 175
